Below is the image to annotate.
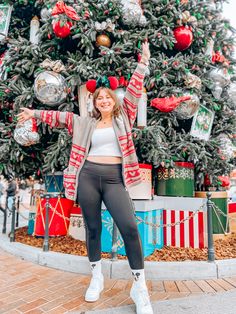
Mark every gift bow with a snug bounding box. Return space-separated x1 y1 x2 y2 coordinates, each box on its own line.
51 1 80 21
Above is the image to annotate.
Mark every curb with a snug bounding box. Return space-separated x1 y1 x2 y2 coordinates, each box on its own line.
1 233 236 280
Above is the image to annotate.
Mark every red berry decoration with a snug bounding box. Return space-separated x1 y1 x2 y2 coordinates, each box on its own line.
52 20 72 38
173 26 193 51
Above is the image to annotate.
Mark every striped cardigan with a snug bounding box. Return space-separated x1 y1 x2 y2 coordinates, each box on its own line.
34 63 147 201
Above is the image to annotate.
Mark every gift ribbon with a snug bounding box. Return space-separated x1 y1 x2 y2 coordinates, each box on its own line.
51 1 80 21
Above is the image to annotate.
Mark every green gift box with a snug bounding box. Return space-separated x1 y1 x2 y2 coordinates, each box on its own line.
156 162 194 197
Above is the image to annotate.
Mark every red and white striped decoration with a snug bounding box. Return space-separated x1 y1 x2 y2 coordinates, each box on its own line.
163 210 208 249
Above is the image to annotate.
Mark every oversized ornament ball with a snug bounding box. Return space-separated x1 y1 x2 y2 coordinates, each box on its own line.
115 87 126 104
34 70 68 106
14 119 40 146
121 0 147 26
52 20 72 38
227 82 236 108
173 92 200 120
173 26 193 51
96 34 111 48
207 68 230 99
217 134 235 161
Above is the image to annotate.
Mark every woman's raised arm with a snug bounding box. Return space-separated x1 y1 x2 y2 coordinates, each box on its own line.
17 108 74 135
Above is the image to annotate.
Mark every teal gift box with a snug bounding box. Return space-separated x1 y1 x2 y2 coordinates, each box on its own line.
27 212 36 235
101 208 163 257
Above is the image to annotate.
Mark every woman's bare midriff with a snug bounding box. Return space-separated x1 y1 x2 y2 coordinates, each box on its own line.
86 156 122 164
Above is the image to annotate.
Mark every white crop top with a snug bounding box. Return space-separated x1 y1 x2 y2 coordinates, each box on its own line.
88 127 122 157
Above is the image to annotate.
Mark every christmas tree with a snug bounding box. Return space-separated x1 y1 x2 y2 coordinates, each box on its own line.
0 0 235 190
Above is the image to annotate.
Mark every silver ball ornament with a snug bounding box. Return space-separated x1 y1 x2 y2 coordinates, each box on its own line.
207 68 230 99
14 119 40 146
173 92 200 120
227 82 236 109
34 71 68 106
40 7 52 22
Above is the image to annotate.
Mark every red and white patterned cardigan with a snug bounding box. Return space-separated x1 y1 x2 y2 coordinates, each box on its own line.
34 63 147 201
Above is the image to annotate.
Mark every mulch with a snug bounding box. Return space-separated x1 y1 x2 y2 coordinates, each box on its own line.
14 227 236 261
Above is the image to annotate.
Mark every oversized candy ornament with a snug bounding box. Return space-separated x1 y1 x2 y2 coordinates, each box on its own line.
207 68 230 99
34 70 68 106
227 82 236 109
14 119 40 146
173 92 200 120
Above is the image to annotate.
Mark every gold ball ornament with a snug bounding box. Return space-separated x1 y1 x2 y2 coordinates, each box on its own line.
96 34 111 48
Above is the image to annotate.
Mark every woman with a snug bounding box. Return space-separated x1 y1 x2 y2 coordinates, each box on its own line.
17 42 153 314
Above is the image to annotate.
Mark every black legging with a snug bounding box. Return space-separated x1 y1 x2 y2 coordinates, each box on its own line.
77 160 144 269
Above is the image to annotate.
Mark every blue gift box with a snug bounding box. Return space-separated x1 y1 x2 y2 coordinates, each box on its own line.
101 208 163 257
27 212 36 235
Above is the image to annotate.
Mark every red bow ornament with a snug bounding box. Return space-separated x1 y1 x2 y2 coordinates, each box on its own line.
51 1 80 21
151 95 191 112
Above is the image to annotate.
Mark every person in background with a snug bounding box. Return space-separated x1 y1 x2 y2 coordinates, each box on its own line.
6 176 17 211
0 177 4 205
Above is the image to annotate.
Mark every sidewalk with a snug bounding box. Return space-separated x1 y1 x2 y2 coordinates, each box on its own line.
1 192 236 313
1 248 236 314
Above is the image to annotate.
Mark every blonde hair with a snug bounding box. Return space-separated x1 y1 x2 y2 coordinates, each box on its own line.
92 87 121 120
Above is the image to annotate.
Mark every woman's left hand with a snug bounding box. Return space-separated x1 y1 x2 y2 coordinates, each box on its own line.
141 41 150 64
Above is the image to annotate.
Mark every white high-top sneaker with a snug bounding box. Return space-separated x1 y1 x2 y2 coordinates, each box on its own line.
85 260 104 302
130 269 153 314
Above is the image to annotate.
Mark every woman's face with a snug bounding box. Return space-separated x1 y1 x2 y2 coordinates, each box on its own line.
95 89 116 115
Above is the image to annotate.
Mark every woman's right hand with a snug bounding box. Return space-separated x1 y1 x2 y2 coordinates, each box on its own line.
16 107 34 124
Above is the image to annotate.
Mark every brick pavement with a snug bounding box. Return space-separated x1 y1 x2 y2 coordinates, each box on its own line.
1 249 236 314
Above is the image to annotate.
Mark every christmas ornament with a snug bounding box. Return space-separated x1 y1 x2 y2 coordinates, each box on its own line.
34 71 68 106
181 11 197 26
30 16 40 45
14 119 40 146
121 0 147 26
207 68 230 99
173 92 200 120
184 72 202 90
137 88 147 127
217 134 235 161
51 1 80 21
115 87 126 104
227 82 236 108
218 176 230 188
173 26 193 51
40 59 66 73
151 95 191 112
96 34 111 48
52 20 72 38
94 19 115 32
40 7 52 22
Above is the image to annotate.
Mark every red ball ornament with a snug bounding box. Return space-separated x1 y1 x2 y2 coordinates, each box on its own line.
52 20 72 38
173 26 193 51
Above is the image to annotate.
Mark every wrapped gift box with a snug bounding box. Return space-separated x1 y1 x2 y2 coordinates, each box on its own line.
128 164 152 200
101 208 163 257
27 212 36 235
163 209 208 248
229 202 236 233
68 205 86 241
